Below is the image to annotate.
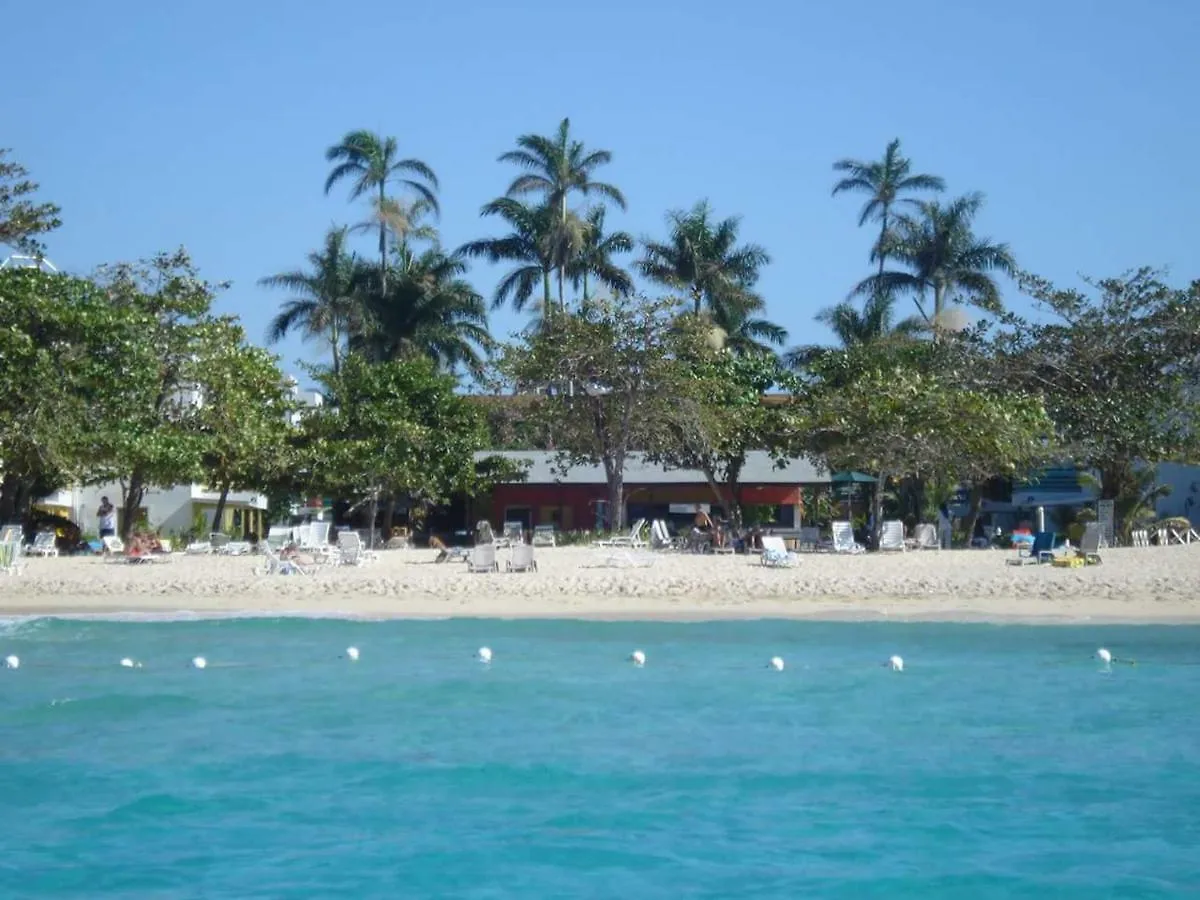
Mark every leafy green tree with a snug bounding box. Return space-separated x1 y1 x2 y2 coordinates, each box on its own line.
498 118 626 309
195 336 294 532
646 343 799 528
795 339 1052 549
639 200 769 318
0 269 118 522
458 197 558 315
993 268 1200 535
85 250 233 539
301 353 494 540
0 150 62 256
832 139 944 277
259 226 361 375
324 130 439 292
498 295 690 531
853 193 1016 324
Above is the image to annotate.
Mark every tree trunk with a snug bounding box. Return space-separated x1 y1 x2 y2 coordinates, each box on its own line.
604 459 625 532
870 472 887 551
0 473 22 524
378 183 388 295
542 270 553 322
876 210 889 279
558 267 565 312
725 459 746 531
383 495 397 538
331 320 342 376
367 487 379 550
120 471 147 541
211 482 231 535
962 482 985 548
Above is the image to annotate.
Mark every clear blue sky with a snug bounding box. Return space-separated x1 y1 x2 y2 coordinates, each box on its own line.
8 0 1198 383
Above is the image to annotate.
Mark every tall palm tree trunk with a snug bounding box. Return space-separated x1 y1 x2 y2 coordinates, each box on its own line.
558 193 568 312
378 182 388 294
876 210 890 279
330 320 342 376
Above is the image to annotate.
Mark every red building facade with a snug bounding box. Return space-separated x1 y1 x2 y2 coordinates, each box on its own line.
475 451 829 532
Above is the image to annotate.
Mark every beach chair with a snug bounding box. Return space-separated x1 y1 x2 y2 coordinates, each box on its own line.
604 550 655 568
0 539 26 576
266 525 293 551
507 543 538 572
797 526 822 552
467 543 499 573
1006 531 1056 566
911 523 939 550
650 519 681 551
1078 522 1103 564
26 531 58 557
879 520 906 552
336 530 375 566
502 521 525 545
255 544 317 576
101 535 160 564
831 521 865 554
760 535 797 567
531 524 557 547
596 518 647 549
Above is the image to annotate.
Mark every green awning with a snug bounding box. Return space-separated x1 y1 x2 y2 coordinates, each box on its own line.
831 471 877 484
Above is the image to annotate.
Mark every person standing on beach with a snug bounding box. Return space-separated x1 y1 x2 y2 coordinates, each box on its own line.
97 497 117 539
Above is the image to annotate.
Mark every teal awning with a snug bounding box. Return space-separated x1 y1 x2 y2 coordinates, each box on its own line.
830 471 877 484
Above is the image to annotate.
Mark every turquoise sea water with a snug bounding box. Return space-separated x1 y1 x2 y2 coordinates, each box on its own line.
1 616 1198 899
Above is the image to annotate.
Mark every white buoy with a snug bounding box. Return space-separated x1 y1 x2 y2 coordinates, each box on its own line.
769 656 785 671
630 650 646 667
3 654 18 670
1097 648 1112 664
888 655 904 672
191 656 207 669
346 646 359 661
477 646 492 664
119 658 139 668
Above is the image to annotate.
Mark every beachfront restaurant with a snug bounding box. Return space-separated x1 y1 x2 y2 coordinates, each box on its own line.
472 450 830 533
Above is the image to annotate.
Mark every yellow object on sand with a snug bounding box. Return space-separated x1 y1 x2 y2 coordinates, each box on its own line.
1052 556 1085 568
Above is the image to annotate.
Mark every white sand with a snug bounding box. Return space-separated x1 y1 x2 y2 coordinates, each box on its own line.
2 544 1199 623
0 542 1195 628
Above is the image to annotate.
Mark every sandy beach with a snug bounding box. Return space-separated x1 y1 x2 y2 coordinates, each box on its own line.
2 543 1199 623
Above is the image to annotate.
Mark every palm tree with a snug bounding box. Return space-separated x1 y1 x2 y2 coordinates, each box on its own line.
352 195 439 251
324 130 439 292
639 201 770 317
259 227 360 375
353 249 493 378
707 299 789 357
785 291 924 368
568 206 634 302
852 193 1017 323
498 118 626 308
456 197 558 314
832 138 944 277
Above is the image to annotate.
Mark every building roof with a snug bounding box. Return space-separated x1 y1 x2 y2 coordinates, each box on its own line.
475 450 829 485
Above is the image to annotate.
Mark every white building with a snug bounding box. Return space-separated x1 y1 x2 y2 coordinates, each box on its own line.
34 376 324 538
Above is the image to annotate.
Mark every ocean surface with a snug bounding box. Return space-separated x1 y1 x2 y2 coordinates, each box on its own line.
1 616 1198 899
